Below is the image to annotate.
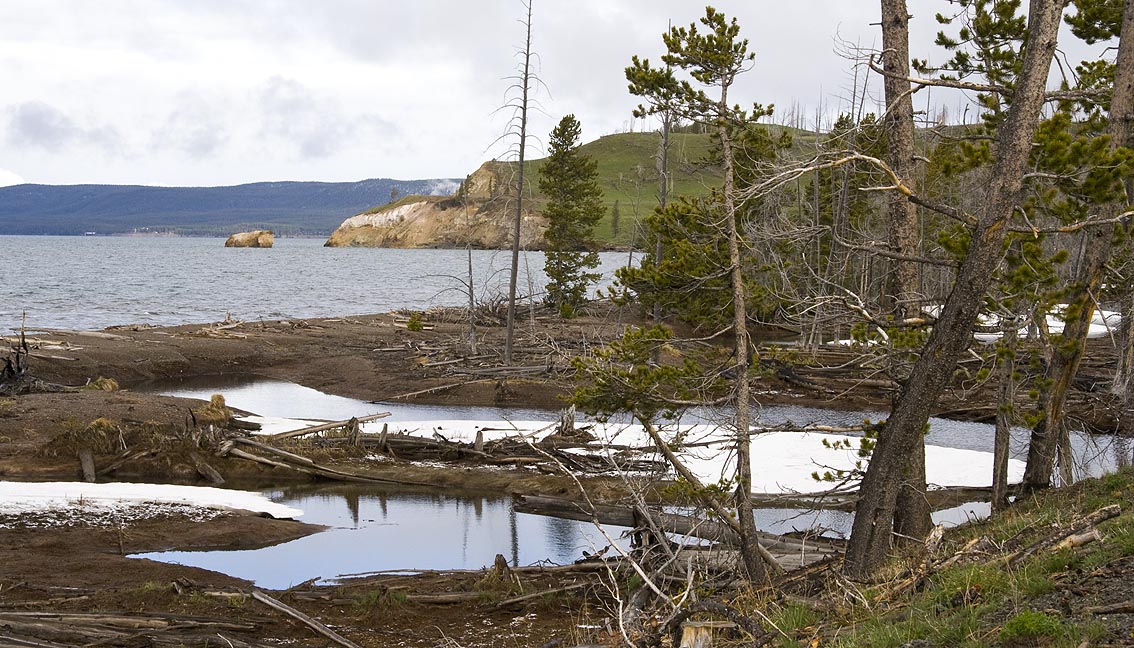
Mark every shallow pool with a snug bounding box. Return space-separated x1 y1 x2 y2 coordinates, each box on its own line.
134 483 629 589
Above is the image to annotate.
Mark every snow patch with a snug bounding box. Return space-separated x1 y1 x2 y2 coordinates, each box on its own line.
348 418 1023 494
0 481 302 519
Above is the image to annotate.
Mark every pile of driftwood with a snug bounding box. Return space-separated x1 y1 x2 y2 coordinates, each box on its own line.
0 582 360 648
214 412 666 485
514 494 844 574
1 328 75 396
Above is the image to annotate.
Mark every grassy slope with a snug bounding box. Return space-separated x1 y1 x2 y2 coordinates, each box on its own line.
519 126 812 246
751 469 1134 647
521 131 720 246
355 126 815 247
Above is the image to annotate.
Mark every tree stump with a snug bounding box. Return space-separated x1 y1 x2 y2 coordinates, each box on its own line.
346 417 360 447
78 448 96 483
679 621 737 648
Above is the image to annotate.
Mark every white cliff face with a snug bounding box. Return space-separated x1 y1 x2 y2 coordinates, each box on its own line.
324 163 547 249
337 201 430 230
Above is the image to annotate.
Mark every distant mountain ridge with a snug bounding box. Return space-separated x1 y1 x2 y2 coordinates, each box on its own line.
0 178 461 236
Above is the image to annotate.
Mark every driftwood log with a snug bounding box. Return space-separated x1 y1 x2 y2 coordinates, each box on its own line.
250 590 360 648
269 412 391 441
0 329 30 396
513 494 841 572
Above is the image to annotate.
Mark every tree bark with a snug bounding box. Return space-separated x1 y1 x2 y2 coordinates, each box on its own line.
650 113 671 366
845 0 1064 580
718 82 771 585
1116 292 1134 399
881 0 932 542
1023 0 1134 491
993 322 1018 513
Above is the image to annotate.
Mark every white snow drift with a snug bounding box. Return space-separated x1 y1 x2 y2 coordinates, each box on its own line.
0 481 302 518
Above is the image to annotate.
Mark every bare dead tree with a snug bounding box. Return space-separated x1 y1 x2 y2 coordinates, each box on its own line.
502 0 537 365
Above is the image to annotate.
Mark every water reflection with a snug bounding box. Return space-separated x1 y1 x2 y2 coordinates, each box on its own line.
145 375 1129 483
134 484 628 589
134 376 1131 583
140 374 555 423
752 501 993 539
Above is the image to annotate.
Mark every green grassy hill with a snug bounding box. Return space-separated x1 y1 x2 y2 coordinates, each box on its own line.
349 126 810 248
520 126 812 246
522 131 720 246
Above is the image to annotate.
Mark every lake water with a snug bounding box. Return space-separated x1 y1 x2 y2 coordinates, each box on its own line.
135 483 629 589
148 375 1131 483
0 235 635 331
135 377 1102 585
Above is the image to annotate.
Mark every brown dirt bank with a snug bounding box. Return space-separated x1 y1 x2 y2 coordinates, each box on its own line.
15 304 1128 432
8 306 898 415
0 508 596 647
2 305 1132 647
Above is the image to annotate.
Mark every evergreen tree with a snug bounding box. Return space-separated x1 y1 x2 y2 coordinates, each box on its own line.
539 114 605 316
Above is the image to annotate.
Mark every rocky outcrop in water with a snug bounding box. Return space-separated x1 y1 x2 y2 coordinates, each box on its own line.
225 230 275 248
323 162 546 249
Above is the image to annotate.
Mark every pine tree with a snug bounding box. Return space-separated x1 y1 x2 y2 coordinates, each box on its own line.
539 114 604 317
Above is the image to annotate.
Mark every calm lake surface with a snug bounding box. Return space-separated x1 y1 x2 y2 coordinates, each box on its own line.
137 377 1108 585
135 483 629 589
0 235 634 331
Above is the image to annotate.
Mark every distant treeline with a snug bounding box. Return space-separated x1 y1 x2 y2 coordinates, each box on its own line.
0 178 459 236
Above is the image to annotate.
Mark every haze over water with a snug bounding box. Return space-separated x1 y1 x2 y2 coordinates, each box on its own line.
0 236 632 331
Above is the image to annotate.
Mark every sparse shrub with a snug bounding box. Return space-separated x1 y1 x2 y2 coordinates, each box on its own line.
81 377 119 391
405 312 424 332
194 394 232 425
353 588 407 609
999 610 1069 646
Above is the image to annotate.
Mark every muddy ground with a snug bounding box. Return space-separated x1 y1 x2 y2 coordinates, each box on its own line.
1 304 1131 646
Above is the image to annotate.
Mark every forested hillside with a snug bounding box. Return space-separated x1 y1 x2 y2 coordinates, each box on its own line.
0 178 458 236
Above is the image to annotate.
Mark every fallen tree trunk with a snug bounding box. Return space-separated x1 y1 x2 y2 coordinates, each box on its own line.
269 412 391 441
513 494 841 558
218 441 434 488
1006 504 1121 565
250 589 361 648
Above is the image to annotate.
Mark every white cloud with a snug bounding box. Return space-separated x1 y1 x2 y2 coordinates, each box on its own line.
0 168 25 186
0 1 1111 186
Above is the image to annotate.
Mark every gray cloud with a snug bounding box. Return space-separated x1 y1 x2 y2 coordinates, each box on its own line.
151 94 230 158
5 101 122 153
257 76 397 160
0 1 1111 186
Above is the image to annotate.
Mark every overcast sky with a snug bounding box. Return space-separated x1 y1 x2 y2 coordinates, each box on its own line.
0 2 1112 188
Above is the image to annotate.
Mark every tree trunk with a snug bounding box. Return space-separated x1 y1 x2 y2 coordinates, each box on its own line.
993 322 1018 513
845 0 1063 580
1023 0 1134 491
1116 292 1134 400
503 0 534 366
881 0 931 542
717 86 770 584
650 113 671 365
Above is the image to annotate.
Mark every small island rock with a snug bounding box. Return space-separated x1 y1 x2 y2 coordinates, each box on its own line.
225 230 275 248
